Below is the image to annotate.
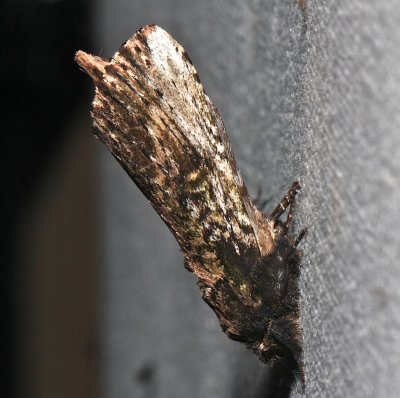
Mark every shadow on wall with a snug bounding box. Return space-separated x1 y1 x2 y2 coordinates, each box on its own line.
230 355 297 398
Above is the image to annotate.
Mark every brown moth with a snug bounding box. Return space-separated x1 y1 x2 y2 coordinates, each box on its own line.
75 24 305 376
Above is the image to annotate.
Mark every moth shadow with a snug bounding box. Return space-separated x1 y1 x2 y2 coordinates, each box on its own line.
229 355 297 398
258 359 297 398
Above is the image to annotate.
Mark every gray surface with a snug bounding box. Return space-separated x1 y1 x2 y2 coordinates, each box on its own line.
94 1 400 397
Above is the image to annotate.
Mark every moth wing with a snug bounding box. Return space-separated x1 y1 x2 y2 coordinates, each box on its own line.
75 25 274 317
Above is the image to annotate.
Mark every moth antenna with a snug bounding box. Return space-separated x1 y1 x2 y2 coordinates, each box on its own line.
271 181 301 222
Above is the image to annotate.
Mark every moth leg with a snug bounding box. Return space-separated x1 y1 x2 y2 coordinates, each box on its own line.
271 181 301 222
283 200 296 231
294 227 307 247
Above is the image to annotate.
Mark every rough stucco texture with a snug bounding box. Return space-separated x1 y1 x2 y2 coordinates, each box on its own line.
94 1 400 397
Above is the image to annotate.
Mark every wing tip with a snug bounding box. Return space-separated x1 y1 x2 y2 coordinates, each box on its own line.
75 50 108 82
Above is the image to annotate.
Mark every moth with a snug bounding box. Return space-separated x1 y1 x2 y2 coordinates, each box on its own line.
76 24 305 376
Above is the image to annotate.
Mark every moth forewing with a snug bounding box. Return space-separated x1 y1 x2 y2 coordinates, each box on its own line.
76 24 304 378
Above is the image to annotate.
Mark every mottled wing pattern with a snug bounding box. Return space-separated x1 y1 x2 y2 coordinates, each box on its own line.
76 25 270 326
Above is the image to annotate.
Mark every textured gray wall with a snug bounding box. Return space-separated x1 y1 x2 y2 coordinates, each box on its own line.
94 1 400 397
